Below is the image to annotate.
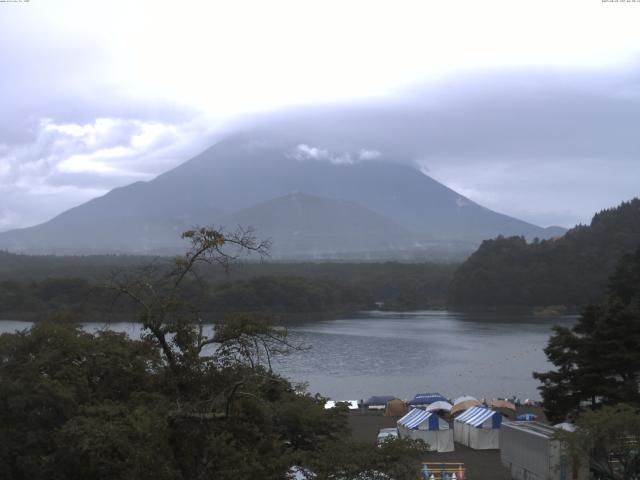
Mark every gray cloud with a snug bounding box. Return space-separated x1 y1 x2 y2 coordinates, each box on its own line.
1 27 639 233
238 66 640 227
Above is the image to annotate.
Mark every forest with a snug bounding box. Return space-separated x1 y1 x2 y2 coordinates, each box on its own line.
449 198 640 307
0 252 455 321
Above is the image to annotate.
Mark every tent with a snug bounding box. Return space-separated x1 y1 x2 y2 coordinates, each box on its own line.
450 399 482 416
397 408 454 452
515 413 537 421
491 399 517 411
453 395 476 405
366 395 397 410
454 406 501 449
407 393 448 406
384 399 409 417
426 401 453 413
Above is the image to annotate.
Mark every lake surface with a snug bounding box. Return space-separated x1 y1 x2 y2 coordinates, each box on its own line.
0 310 575 402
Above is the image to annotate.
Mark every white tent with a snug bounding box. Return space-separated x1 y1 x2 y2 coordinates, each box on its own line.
454 406 501 450
452 395 476 405
426 400 453 413
397 408 454 452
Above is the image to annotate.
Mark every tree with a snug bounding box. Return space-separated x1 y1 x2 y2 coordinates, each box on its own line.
0 226 427 479
558 404 640 480
534 247 640 422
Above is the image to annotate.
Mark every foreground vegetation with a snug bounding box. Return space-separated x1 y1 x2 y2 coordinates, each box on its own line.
0 228 427 480
535 247 640 479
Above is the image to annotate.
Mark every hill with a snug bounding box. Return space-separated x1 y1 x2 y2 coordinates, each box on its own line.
0 134 562 258
449 198 640 307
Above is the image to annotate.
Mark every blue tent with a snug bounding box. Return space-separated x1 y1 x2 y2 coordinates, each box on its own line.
516 413 538 421
408 393 448 406
397 409 454 452
454 406 501 449
366 395 397 406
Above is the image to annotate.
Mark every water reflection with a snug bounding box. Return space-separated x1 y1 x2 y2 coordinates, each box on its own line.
0 311 575 402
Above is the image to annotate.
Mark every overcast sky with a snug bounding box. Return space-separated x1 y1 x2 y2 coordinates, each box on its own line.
1 0 639 231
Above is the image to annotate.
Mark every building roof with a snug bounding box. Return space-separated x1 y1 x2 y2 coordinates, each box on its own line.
502 421 560 438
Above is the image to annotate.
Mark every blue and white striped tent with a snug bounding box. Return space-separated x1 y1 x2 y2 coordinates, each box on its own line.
397 409 454 452
454 406 501 449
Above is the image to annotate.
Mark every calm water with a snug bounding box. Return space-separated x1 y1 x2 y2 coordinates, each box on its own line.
0 310 575 402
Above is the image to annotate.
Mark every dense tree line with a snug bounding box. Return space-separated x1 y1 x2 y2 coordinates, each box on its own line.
534 246 640 423
450 198 640 307
0 254 455 319
0 227 427 480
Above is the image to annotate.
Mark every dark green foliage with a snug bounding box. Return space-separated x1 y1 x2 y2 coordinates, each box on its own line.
558 404 640 480
0 318 426 480
0 228 427 479
0 259 455 320
450 198 640 307
534 247 640 422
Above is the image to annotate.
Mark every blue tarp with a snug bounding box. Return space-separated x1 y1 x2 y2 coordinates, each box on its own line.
516 413 537 421
408 393 448 405
366 395 397 406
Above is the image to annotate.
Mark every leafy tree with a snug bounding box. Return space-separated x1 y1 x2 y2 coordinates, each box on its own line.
558 404 640 480
0 227 427 479
534 247 640 422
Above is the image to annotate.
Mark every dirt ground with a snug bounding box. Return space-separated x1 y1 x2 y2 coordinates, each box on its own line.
348 405 548 480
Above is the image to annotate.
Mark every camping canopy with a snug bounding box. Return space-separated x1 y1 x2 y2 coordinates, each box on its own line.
408 393 448 406
454 406 501 449
491 399 517 411
366 395 397 406
453 395 476 405
516 413 537 421
451 399 482 415
456 406 502 428
398 409 440 430
384 399 409 417
426 400 453 413
397 409 454 452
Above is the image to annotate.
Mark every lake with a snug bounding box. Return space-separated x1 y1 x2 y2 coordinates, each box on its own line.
0 310 575 402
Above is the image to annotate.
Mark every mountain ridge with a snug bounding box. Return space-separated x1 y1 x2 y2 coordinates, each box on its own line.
0 134 565 258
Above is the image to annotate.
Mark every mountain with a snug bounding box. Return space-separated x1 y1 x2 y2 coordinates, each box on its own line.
449 198 640 307
220 193 417 258
0 134 564 257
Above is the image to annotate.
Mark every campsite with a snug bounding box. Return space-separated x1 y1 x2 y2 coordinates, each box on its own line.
337 393 583 480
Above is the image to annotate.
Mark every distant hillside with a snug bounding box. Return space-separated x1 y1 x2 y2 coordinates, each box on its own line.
0 134 562 258
220 193 416 257
449 198 640 307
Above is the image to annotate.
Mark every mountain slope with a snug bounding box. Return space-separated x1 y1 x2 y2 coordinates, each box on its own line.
220 193 417 258
449 198 640 307
0 134 562 256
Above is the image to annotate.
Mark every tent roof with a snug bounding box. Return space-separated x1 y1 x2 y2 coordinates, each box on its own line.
455 406 499 427
398 409 435 429
408 393 448 405
453 395 477 405
426 400 453 412
491 399 517 411
515 413 537 421
366 395 397 405
450 399 482 415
